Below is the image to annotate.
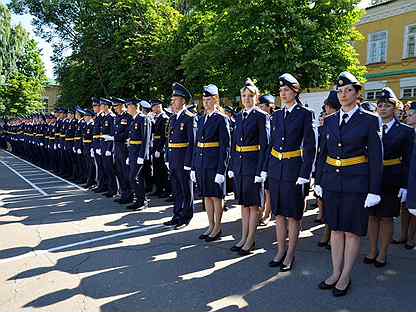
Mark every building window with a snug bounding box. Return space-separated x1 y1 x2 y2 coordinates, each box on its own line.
401 87 416 99
404 24 416 58
365 90 383 101
367 31 388 64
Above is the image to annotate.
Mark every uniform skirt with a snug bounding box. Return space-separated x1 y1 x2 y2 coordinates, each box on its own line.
368 187 400 218
234 174 261 207
196 168 225 199
269 178 305 220
323 191 368 236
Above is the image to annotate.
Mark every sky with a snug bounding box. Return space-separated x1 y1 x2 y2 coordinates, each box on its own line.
3 0 371 79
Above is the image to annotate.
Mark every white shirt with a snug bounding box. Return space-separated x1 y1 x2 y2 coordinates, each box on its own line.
176 107 186 119
339 105 359 125
383 118 396 134
284 104 297 118
242 106 255 118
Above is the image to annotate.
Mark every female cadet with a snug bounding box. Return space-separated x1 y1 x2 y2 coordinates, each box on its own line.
315 72 383 297
191 84 230 241
228 79 269 256
365 88 414 267
264 74 316 271
126 100 149 210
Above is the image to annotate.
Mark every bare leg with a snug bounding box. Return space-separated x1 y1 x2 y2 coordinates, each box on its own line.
316 198 324 221
236 206 249 247
274 215 287 261
336 232 360 289
377 217 393 263
325 231 344 284
407 215 416 246
367 216 379 259
262 190 272 223
210 197 224 236
242 206 258 249
398 207 410 242
203 197 214 235
283 218 300 266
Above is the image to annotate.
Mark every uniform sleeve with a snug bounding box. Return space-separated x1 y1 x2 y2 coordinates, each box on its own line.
367 117 383 195
299 110 317 180
315 121 328 186
256 113 270 176
262 113 274 172
139 117 148 159
407 147 416 210
184 116 194 168
401 128 415 188
217 116 231 175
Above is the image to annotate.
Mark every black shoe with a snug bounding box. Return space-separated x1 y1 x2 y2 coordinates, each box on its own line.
126 202 146 211
104 193 115 198
238 242 255 256
205 230 222 242
318 280 338 290
363 254 377 264
333 281 351 297
405 243 415 250
391 239 406 244
118 198 134 205
268 252 287 268
199 233 210 240
164 219 177 226
174 221 189 230
230 245 242 252
374 259 387 268
280 257 295 272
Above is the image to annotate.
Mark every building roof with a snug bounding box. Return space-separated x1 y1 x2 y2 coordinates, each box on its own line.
358 0 416 25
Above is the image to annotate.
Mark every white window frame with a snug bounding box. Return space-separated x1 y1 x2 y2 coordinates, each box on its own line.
365 90 383 101
400 87 416 99
403 24 416 59
367 30 388 64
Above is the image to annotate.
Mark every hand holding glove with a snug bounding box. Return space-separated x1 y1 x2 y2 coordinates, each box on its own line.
105 151 112 156
364 193 381 208
214 173 225 184
137 157 144 165
398 188 407 203
228 171 234 178
95 148 101 155
184 166 191 171
126 158 129 165
296 177 309 185
154 151 161 158
77 148 82 155
314 185 323 198
190 170 196 182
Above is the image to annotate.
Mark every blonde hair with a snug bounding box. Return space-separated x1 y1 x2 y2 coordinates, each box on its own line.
240 78 260 96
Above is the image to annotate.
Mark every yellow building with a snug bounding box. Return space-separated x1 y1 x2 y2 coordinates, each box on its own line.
42 79 61 112
355 0 416 102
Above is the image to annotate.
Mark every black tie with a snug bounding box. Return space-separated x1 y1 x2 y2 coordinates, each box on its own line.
340 113 348 129
285 110 290 119
382 124 388 136
243 112 248 120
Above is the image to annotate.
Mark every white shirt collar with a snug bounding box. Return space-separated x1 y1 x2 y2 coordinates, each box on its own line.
339 105 359 125
243 106 255 116
176 107 186 118
133 112 140 120
284 104 297 113
383 118 396 133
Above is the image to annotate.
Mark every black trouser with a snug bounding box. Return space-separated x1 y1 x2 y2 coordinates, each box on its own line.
170 166 193 223
152 154 168 193
128 154 145 205
114 142 131 200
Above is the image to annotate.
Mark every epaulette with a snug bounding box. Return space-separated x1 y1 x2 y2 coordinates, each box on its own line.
185 110 195 118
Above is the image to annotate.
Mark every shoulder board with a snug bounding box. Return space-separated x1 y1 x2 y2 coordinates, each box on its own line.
398 122 413 130
358 107 378 119
185 110 195 118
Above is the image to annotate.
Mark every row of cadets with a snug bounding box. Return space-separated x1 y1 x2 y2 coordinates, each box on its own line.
125 99 149 210
191 84 231 242
364 87 415 267
315 72 384 297
163 82 195 229
80 108 97 188
265 73 316 270
228 78 270 256
92 98 106 193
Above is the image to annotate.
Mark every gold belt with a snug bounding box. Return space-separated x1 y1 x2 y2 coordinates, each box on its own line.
74 137 81 140
236 145 260 152
383 158 401 166
83 139 92 143
154 135 161 139
129 140 143 145
197 142 220 148
65 138 74 141
93 135 102 139
271 148 302 160
326 155 368 167
168 142 189 148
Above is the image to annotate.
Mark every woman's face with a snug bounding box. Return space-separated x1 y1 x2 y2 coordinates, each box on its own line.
279 86 296 105
337 85 359 107
241 89 257 109
406 109 416 127
203 96 215 112
376 101 395 119
171 96 185 113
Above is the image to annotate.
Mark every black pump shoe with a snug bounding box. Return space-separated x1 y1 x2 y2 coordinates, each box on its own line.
333 281 351 297
280 257 295 272
238 242 256 256
268 252 287 268
318 279 338 290
205 230 222 242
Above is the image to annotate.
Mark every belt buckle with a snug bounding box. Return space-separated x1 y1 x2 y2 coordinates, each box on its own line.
335 159 342 167
277 153 282 160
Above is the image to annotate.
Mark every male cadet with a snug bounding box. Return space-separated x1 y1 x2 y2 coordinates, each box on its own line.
92 98 106 193
126 99 149 210
164 82 195 229
64 108 77 180
139 100 154 194
100 98 118 197
112 98 133 204
82 108 97 189
74 107 86 183
150 99 169 197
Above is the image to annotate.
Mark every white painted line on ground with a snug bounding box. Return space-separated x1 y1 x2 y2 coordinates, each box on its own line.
41 185 78 190
18 170 42 174
1 150 87 192
29 177 60 181
50 209 74 214
0 160 48 196
0 224 163 264
34 180 68 185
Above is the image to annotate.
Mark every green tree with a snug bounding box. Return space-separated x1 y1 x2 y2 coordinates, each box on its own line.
0 3 47 116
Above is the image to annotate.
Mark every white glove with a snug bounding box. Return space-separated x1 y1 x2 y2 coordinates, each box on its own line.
364 193 381 208
90 149 95 158
95 148 101 155
58 143 61 149
165 162 170 170
228 171 234 178
105 151 112 156
40 143 44 147
53 144 57 150
409 209 416 217
190 170 196 182
184 166 191 171
137 157 144 165
314 185 323 197
126 158 129 165
260 171 267 181
254 176 263 183
102 134 114 141
154 151 161 158
398 188 407 203
77 148 82 154
296 177 309 185
214 173 225 184
72 147 76 153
